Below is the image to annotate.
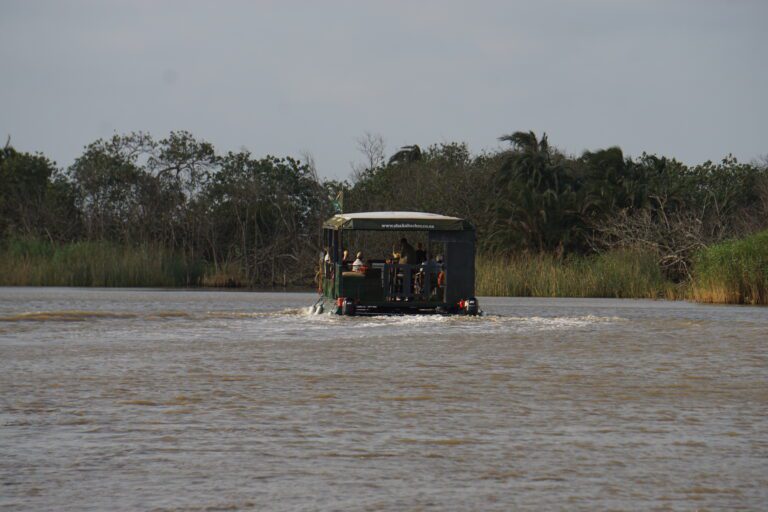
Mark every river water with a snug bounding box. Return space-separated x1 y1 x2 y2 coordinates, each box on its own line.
1 287 766 511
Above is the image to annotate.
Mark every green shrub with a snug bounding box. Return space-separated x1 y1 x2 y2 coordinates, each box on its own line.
692 230 768 305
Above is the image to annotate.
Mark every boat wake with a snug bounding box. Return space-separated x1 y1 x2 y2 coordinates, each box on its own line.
0 306 628 341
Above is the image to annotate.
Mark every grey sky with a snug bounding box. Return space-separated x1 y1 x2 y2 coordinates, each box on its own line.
2 0 766 179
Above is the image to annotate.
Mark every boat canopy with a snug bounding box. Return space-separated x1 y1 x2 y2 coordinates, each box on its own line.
323 211 473 231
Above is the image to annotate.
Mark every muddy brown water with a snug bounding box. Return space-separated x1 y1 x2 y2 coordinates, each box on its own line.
1 288 766 511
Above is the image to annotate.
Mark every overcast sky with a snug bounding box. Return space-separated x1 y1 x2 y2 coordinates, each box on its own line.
2 0 766 179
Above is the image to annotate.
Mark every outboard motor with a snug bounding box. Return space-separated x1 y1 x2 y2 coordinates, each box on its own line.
464 297 479 316
341 297 356 316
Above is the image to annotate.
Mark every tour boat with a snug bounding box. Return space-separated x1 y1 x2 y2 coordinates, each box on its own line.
313 211 479 316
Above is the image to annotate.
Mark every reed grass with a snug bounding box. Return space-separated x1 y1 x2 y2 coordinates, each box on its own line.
476 249 679 299
690 230 768 305
5 237 765 304
200 260 246 288
0 239 204 287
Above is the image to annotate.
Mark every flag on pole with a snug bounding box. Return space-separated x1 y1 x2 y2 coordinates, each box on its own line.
332 190 344 213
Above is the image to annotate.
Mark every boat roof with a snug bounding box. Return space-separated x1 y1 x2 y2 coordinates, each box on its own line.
323 211 474 231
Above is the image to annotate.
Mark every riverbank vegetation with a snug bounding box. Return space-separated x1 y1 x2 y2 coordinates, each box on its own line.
690 229 768 305
476 250 678 299
1 131 766 303
0 238 203 287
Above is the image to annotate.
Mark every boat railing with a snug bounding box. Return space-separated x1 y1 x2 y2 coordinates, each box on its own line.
373 261 442 301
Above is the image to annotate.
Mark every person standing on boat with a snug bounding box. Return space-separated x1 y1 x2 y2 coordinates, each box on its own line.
318 248 330 284
398 238 417 264
395 238 417 298
415 242 427 264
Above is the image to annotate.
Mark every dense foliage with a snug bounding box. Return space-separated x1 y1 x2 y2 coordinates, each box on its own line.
2 132 331 285
1 131 766 287
691 229 768 304
346 132 767 281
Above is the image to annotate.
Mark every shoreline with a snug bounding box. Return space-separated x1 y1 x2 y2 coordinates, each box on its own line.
1 284 765 306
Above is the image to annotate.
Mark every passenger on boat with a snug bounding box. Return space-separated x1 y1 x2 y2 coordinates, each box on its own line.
316 250 325 292
352 252 364 272
415 242 427 264
435 254 445 294
398 238 417 265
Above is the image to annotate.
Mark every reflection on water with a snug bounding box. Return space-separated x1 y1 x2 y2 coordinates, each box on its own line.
1 288 767 511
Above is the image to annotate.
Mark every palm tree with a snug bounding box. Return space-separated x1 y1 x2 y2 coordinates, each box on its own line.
388 145 422 165
491 131 578 252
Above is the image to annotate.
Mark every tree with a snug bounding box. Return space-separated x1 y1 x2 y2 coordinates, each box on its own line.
67 133 166 243
388 144 422 165
489 131 580 253
0 142 62 238
204 152 327 285
350 132 386 182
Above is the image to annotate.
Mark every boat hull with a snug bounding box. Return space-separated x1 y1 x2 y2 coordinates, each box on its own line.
310 296 479 316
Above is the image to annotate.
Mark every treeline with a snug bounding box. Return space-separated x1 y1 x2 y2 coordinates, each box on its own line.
1 130 767 290
1 132 331 286
343 132 768 282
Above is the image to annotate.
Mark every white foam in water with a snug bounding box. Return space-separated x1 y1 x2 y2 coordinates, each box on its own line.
267 308 628 341
284 306 628 335
511 315 627 330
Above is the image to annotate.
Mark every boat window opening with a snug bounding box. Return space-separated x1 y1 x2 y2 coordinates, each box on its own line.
333 230 444 303
342 230 427 268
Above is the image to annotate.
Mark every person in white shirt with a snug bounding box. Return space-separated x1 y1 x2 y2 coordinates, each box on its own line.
352 252 364 272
